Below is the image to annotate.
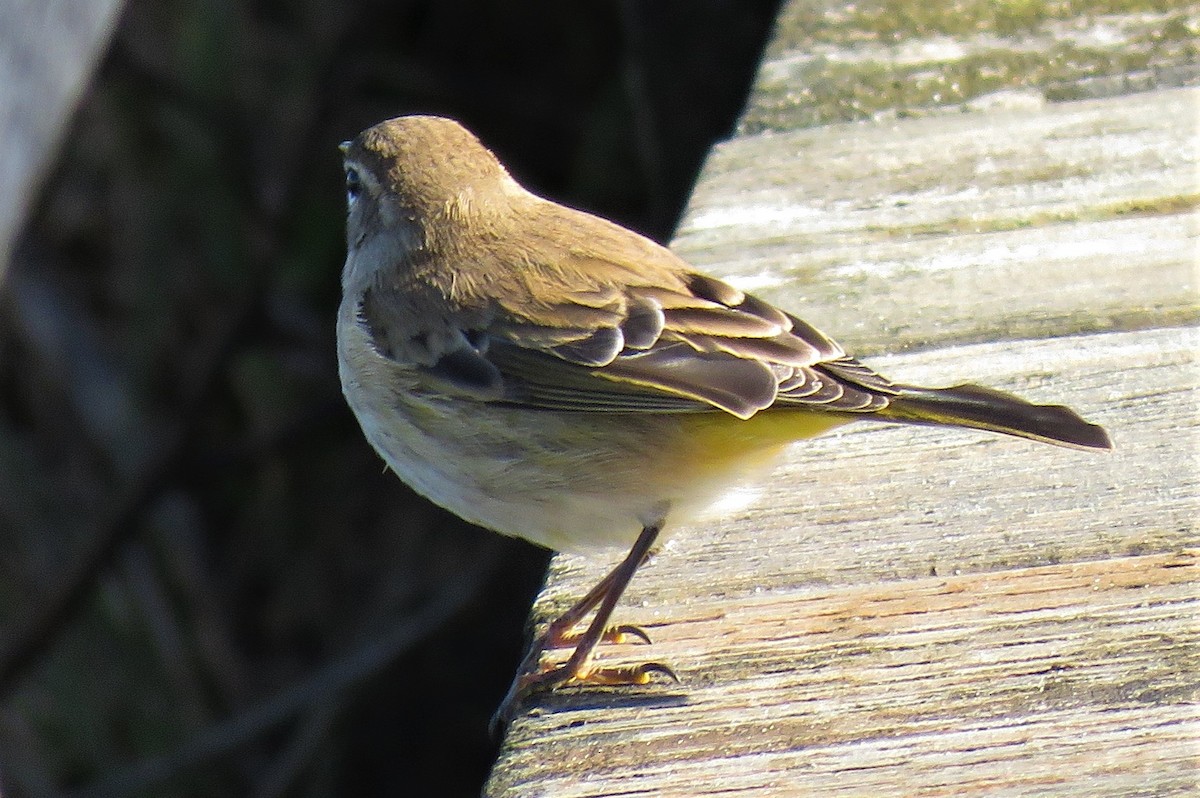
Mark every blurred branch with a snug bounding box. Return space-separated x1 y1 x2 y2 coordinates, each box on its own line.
4 268 158 475
148 493 253 708
0 423 183 700
0 277 261 701
0 706 61 798
119 543 211 730
252 699 341 798
72 550 498 798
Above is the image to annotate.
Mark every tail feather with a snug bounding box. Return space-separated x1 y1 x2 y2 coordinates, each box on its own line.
880 383 1113 451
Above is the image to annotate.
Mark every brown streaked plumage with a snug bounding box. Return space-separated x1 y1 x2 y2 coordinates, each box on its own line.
336 115 1112 727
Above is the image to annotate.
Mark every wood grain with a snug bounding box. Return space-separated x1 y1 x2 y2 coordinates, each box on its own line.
487 4 1198 796
674 87 1197 356
492 552 1196 798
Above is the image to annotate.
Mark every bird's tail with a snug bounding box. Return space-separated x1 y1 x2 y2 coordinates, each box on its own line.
878 383 1112 451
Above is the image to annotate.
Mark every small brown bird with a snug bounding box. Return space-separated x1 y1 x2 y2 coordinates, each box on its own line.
336 115 1112 724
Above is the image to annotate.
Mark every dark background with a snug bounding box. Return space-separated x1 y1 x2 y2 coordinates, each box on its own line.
0 1 780 795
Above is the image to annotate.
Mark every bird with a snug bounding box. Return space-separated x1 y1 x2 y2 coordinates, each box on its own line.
335 115 1112 725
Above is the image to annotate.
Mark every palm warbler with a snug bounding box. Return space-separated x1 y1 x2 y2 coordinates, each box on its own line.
336 116 1111 723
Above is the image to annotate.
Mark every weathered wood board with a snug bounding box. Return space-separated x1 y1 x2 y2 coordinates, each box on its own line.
487 7 1198 796
498 552 1196 798
673 85 1197 355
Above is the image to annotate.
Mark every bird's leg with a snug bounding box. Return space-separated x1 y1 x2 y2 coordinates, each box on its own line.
493 523 676 727
540 562 652 650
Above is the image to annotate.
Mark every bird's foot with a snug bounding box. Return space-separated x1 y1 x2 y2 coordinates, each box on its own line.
491 657 677 733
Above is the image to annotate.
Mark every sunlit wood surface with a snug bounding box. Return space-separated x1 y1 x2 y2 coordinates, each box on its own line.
487 4 1198 795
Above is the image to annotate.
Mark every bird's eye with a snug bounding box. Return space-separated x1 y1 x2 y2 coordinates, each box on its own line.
345 166 362 204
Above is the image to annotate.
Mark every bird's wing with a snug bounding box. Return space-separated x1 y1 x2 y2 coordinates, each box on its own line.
357 214 897 419
484 268 900 418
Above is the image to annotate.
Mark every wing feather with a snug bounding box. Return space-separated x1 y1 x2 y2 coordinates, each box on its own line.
358 200 900 418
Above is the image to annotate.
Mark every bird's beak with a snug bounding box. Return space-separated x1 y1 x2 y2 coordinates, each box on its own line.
338 141 350 155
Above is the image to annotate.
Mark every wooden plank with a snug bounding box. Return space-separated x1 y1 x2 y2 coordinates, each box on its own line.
673 86 1198 355
487 4 1199 795
492 552 1196 798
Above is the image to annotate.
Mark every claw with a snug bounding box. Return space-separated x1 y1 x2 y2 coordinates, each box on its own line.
573 661 679 686
641 661 679 682
610 624 653 645
550 623 652 648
